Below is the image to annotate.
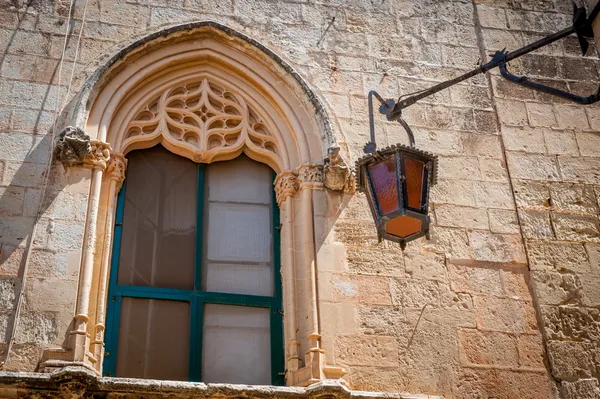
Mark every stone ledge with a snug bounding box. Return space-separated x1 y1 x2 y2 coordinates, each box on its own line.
0 368 443 399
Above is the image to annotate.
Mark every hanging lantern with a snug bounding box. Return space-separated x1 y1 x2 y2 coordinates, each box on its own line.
356 91 437 249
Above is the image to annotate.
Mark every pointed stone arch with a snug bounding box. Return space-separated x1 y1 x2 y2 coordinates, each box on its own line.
43 22 346 386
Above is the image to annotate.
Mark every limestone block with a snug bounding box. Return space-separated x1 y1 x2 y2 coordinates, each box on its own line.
559 156 600 184
346 245 407 277
540 305 600 342
1 161 45 188
526 240 590 273
461 133 504 159
476 5 508 29
357 305 421 342
526 102 557 128
531 271 583 305
587 244 600 273
554 104 590 130
25 278 78 314
404 251 447 281
560 378 600 399
580 276 600 307
502 126 547 153
496 98 529 126
474 109 499 133
448 263 503 296
492 75 536 100
489 209 520 234
436 157 481 181
512 179 551 208
332 274 392 305
518 209 555 239
320 302 359 335
506 152 561 181
500 268 532 300
0 277 17 309
453 369 554 399
458 328 518 366
420 19 478 47
0 186 25 217
424 227 474 261
430 179 476 207
576 133 600 157
517 334 545 368
547 340 599 380
334 220 379 246
0 216 34 247
479 158 509 182
468 231 526 264
14 311 58 345
435 204 489 230
551 212 600 242
543 130 579 156
505 9 568 33
390 278 454 308
550 183 598 213
474 295 532 333
335 335 399 367
473 181 514 209
0 133 51 163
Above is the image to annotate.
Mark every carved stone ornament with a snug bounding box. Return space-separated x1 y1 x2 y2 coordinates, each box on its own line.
323 146 355 194
55 126 92 166
274 171 299 205
106 153 127 186
124 78 281 166
83 140 111 170
298 163 323 190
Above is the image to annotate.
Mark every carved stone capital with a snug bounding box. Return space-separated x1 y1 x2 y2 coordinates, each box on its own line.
298 163 323 190
83 140 111 170
106 153 127 187
274 171 299 206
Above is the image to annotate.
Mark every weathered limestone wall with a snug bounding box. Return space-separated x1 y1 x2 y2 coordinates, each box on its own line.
0 0 598 398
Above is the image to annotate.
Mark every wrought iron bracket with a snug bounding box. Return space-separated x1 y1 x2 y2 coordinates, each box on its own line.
371 4 600 129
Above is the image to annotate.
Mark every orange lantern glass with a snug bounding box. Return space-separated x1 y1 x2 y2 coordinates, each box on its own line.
356 145 437 248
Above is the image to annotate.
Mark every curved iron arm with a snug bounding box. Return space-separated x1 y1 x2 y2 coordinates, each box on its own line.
499 60 600 105
366 90 415 154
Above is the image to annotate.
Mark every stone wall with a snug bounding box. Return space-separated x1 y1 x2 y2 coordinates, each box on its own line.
0 0 598 398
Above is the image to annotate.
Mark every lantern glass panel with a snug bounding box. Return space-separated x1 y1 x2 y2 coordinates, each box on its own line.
385 216 421 238
404 156 424 210
369 156 399 215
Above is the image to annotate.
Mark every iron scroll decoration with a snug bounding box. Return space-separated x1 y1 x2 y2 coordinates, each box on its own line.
357 5 600 248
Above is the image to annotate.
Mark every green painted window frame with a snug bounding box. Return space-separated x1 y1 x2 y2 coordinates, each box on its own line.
103 161 284 385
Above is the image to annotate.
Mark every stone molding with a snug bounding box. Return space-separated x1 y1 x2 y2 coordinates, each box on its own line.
274 171 299 206
0 370 443 399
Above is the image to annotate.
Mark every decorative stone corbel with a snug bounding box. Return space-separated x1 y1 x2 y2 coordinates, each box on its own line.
323 147 355 194
298 163 324 190
83 140 111 170
55 126 92 166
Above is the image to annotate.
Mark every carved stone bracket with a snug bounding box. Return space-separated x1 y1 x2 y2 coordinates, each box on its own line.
55 126 92 166
83 140 111 170
323 146 355 194
298 163 323 190
274 171 299 206
106 153 127 188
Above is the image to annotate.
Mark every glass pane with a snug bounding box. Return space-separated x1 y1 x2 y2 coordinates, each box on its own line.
205 262 273 296
404 156 424 210
369 156 399 215
116 298 190 380
118 146 197 290
386 216 422 238
206 202 271 263
207 156 272 204
202 304 271 384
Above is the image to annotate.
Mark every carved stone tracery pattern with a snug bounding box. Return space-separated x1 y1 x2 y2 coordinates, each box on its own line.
125 78 281 165
274 171 299 206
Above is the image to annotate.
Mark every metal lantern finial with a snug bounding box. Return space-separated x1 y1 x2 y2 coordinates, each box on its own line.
356 91 437 249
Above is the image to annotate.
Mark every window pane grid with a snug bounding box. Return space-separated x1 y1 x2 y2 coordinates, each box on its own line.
104 149 283 385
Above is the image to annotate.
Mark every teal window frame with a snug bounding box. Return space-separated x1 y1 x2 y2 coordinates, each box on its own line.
103 162 284 385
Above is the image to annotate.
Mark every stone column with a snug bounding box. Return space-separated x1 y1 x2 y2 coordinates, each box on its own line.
91 153 126 373
296 163 325 385
69 140 111 364
274 171 301 378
